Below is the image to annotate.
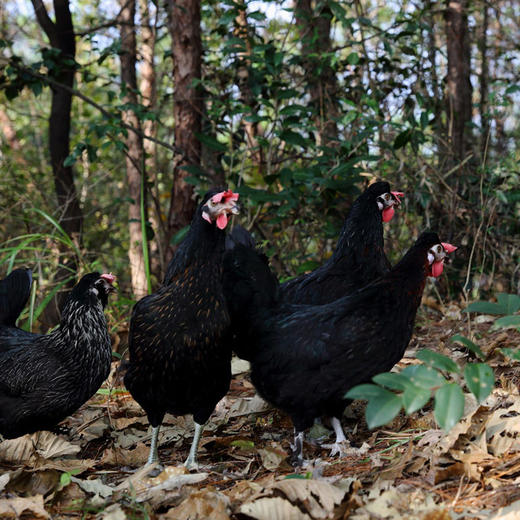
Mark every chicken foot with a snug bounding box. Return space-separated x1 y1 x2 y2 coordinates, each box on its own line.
184 421 204 469
322 416 351 457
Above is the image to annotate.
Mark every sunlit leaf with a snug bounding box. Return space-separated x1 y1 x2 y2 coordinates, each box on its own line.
451 334 485 360
416 349 460 373
464 363 495 403
365 389 402 429
434 383 465 431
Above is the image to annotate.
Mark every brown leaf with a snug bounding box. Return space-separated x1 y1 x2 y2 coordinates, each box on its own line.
0 495 49 519
101 442 149 467
161 488 230 520
484 397 520 456
0 432 79 463
273 479 346 519
258 446 288 471
240 496 311 520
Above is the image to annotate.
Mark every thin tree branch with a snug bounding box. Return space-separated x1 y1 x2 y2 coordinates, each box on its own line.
1 57 183 156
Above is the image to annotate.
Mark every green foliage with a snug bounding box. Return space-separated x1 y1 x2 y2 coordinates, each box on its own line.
433 384 465 431
347 293 520 432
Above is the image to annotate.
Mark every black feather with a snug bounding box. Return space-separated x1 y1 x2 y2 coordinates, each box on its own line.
0 272 113 439
0 268 32 328
125 188 234 430
226 232 441 433
280 181 395 304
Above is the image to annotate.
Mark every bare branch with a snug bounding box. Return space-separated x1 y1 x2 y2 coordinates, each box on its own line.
30 0 57 45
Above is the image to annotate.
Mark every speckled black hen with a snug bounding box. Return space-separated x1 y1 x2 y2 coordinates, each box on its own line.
226 232 456 465
124 188 240 468
280 181 403 305
0 272 116 439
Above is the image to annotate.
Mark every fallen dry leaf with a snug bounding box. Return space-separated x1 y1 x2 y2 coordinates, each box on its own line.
240 496 311 520
0 495 49 519
101 442 149 467
258 446 287 471
70 476 114 498
0 431 79 463
161 488 230 520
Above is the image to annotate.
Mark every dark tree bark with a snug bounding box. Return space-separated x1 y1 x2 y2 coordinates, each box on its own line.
166 0 202 258
30 0 83 241
119 0 148 299
30 0 83 327
445 0 473 162
234 3 264 171
138 0 163 280
295 0 339 148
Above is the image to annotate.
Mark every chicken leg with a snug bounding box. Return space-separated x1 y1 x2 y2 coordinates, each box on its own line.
147 425 160 465
290 429 305 467
184 421 203 469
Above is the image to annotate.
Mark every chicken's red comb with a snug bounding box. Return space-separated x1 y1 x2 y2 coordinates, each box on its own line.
101 273 116 284
441 242 457 254
211 190 239 204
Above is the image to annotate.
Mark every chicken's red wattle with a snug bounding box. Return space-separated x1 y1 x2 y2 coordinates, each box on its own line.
217 213 229 230
382 207 395 222
430 261 444 278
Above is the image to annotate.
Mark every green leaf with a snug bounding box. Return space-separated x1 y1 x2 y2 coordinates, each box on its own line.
393 129 412 149
500 348 520 361
372 372 414 391
279 129 308 147
416 349 460 373
230 439 255 449
346 52 359 65
365 389 403 429
60 472 72 487
345 383 386 400
402 386 431 414
434 383 465 431
195 132 227 152
496 294 520 314
465 300 507 315
401 365 447 390
493 315 520 329
450 334 485 360
464 363 494 403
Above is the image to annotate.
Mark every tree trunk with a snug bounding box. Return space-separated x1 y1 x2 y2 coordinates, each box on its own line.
166 0 202 258
138 0 163 279
30 0 83 327
234 4 263 170
119 0 148 299
479 1 489 160
445 0 473 162
295 0 338 148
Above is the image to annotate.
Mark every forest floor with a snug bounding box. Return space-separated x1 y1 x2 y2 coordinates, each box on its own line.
1 303 520 519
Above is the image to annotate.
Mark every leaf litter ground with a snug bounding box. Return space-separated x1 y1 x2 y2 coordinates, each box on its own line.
1 305 520 519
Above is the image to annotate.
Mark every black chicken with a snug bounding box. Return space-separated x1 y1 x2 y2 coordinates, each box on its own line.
280 181 403 305
224 232 456 465
125 188 240 468
0 271 116 439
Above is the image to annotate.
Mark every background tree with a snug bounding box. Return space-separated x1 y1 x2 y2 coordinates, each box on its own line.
165 0 202 258
119 0 148 299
